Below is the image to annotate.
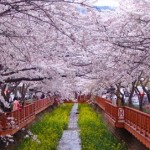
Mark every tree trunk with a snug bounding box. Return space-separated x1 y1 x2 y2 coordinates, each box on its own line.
128 81 136 107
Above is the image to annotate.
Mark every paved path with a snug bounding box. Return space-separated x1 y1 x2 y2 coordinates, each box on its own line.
57 103 81 150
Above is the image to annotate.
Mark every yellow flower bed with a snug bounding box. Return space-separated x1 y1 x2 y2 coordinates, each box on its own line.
18 104 73 150
78 104 126 150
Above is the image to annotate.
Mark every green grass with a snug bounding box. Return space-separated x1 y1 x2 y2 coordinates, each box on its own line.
18 104 73 150
78 104 126 150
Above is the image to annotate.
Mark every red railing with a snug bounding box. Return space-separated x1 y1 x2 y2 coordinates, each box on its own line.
0 98 54 136
94 97 150 148
77 94 92 103
77 95 87 103
95 96 111 110
105 102 124 127
105 102 118 120
124 107 150 148
8 103 35 126
34 98 53 114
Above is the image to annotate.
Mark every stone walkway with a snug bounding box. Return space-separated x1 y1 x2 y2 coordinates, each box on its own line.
57 103 81 150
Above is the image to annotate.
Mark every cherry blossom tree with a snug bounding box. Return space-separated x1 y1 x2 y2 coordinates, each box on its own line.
0 0 150 110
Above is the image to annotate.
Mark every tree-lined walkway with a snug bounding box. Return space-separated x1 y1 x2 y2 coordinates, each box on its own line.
1 102 147 150
57 103 81 150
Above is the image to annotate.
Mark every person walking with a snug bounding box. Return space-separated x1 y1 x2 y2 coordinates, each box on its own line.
40 93 45 99
13 98 21 111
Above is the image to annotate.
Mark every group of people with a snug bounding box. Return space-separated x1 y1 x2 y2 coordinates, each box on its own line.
0 97 23 113
0 93 46 113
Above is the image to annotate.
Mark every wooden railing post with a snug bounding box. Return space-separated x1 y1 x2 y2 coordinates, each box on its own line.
1 114 7 129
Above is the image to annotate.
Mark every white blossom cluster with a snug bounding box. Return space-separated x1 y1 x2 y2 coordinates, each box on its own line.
0 134 14 147
24 130 40 144
7 117 18 129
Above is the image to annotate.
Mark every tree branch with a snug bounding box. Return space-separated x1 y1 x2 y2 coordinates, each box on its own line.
1 67 37 76
2 77 52 83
